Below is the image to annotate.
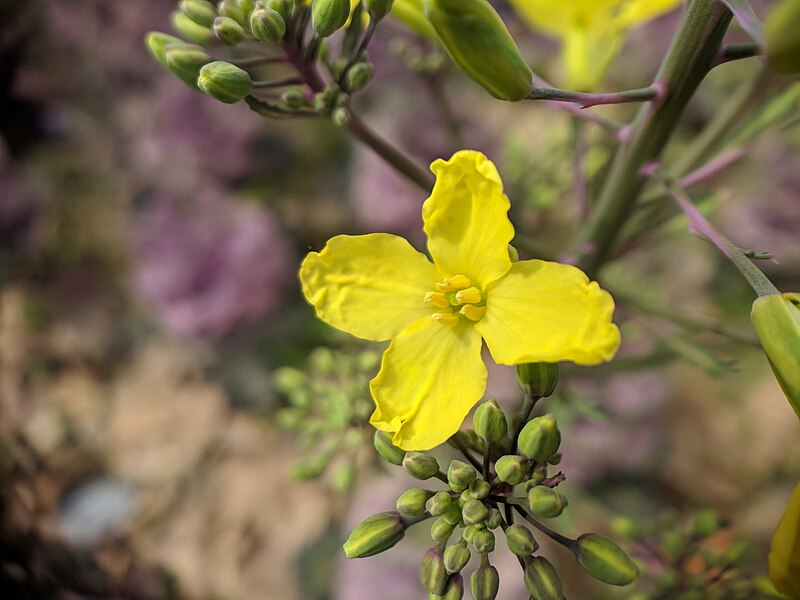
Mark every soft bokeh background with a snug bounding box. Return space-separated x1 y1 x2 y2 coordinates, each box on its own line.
1 1 799 598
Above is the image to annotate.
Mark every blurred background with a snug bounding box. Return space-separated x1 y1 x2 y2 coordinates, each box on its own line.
1 0 799 598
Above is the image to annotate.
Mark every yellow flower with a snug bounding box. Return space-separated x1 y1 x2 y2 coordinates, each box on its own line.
300 151 620 450
509 0 680 91
770 483 800 598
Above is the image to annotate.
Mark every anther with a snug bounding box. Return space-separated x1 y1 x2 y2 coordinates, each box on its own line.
455 286 481 305
435 274 471 292
424 291 450 308
460 305 486 322
431 312 459 326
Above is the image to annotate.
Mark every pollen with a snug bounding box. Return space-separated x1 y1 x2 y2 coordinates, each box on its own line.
435 274 471 292
460 304 486 322
424 291 450 308
431 312 459 326
455 287 481 305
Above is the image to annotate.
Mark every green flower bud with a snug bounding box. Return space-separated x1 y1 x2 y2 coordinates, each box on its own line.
523 556 563 600
236 0 256 15
366 0 395 19
486 509 502 530
282 87 306 109
250 6 287 43
344 62 375 92
434 573 465 600
473 399 508 443
610 516 643 540
332 106 350 126
472 529 495 553
572 533 640 586
691 509 722 538
426 491 452 516
468 479 491 500
516 363 559 399
266 0 294 20
197 61 253 103
494 455 526 485
214 16 246 45
145 32 186 70
507 244 520 262
431 516 458 541
218 0 247 27
420 546 449 595
404 451 441 480
180 0 217 27
449 430 486 454
343 511 406 558
462 500 489 526
769 483 800 598
444 542 471 574
470 561 500 600
448 460 477 493
165 44 212 86
518 414 561 461
171 10 215 44
443 504 463 526
426 0 532 101
397 488 434 516
766 0 800 74
506 524 538 556
527 486 568 518
462 524 478 544
312 0 350 37
751 293 800 418
374 430 406 465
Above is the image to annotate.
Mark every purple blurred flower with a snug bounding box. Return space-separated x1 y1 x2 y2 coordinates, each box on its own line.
134 188 293 339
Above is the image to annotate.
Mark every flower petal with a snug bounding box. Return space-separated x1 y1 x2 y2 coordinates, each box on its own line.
299 234 439 341
476 259 620 365
370 316 487 450
423 150 513 288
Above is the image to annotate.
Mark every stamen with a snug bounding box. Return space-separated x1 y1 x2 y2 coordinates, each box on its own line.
460 304 486 322
455 286 481 305
424 291 450 308
431 312 459 326
435 274 471 292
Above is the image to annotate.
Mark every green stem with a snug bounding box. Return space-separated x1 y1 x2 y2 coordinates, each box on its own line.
527 85 661 108
510 394 538 455
512 505 575 549
450 435 483 472
574 0 732 275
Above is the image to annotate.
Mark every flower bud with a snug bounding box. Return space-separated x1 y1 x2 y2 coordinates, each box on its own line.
344 62 375 92
426 0 532 101
403 451 440 480
332 107 350 126
197 61 253 103
426 491 452 516
218 0 247 26
374 430 406 465
343 512 406 558
397 487 433 516
214 16 246 45
523 556 563 600
470 561 500 600
420 546 449 595
518 414 561 461
171 10 215 45
180 0 217 27
266 0 294 20
165 44 212 86
462 524 478 544
449 430 486 454
468 479 490 500
236 0 256 15
443 503 463 526
527 486 568 518
765 0 800 74
312 0 350 37
472 529 495 553
473 399 508 443
462 500 489 525
572 533 640 586
751 293 800 418
769 483 800 598
486 509 502 530
145 32 186 70
494 455 526 485
366 0 395 19
282 87 306 109
448 460 477 492
432 516 458 541
250 6 287 43
435 573 464 600
516 362 559 399
444 542 471 574
506 524 538 556
610 516 643 540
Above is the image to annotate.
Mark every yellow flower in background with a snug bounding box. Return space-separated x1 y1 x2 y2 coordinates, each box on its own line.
770 483 800 598
300 150 620 450
509 0 681 91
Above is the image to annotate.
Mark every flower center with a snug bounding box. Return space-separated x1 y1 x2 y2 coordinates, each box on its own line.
424 274 486 325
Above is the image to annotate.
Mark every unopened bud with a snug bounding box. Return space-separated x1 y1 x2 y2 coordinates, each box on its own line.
426 491 452 516
282 87 306 109
397 487 433 516
508 244 519 262
404 451 441 480
145 32 186 70
312 0 350 37
344 62 375 92
765 0 800 73
443 504 463 526
343 512 406 558
374 430 406 465
448 460 477 492
420 546 449 595
472 529 495 553
426 0 532 101
432 516 457 541
218 0 247 26
528 486 568 518
250 6 286 43
180 0 217 27
444 542 471 574
523 556 563 600
266 0 294 20
332 106 350 126
572 533 640 586
448 430 486 454
610 516 643 540
769 483 800 598
462 500 489 525
197 61 253 103
470 561 500 600
468 479 491 500
366 0 395 19
214 16 246 45
751 293 800 418
506 524 538 556
165 44 211 86
518 414 561 461
486 509 502 530
434 573 464 600
171 10 215 45
516 362 559 399
462 524 478 544
494 455 526 485
473 399 508 443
